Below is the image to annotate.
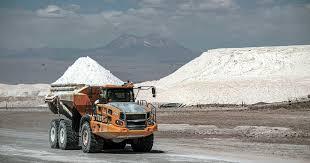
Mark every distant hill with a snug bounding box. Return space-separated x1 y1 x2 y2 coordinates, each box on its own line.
91 34 194 62
0 34 198 84
1 34 195 61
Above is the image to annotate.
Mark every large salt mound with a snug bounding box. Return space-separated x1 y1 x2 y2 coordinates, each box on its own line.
138 45 310 104
0 83 49 97
53 56 123 86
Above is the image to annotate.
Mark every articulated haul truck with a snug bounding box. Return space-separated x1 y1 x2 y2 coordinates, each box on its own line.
45 82 157 153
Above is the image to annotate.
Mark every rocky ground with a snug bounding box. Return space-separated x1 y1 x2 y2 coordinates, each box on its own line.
156 105 310 145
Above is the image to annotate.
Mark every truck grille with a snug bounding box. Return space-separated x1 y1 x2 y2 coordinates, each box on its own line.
126 114 146 120
126 114 146 130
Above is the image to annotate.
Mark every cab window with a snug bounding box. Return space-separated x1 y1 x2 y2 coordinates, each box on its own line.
106 89 134 102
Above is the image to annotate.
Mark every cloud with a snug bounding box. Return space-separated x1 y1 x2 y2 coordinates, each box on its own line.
65 4 81 12
257 0 275 5
36 5 79 18
140 0 164 7
101 10 123 19
0 1 309 51
178 0 238 11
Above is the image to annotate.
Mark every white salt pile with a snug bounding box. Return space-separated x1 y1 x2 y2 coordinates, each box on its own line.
138 45 310 105
0 83 49 97
53 56 123 86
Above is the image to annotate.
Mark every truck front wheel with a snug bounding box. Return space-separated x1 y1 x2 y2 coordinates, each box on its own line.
131 134 153 152
81 122 104 153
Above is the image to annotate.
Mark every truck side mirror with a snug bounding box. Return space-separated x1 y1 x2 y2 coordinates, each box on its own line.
152 87 156 98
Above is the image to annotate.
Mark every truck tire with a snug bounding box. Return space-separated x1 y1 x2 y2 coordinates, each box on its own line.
58 119 80 150
131 134 153 152
49 119 60 149
81 122 104 153
113 141 126 149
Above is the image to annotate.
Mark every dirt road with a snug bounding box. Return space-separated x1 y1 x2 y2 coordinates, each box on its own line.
0 108 309 162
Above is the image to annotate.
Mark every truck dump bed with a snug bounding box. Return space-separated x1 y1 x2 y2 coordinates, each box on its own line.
45 84 101 119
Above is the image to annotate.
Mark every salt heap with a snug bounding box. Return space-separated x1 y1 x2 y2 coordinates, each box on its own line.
139 45 310 105
53 56 123 86
0 83 49 97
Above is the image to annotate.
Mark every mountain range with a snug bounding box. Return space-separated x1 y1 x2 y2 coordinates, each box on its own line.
0 34 199 84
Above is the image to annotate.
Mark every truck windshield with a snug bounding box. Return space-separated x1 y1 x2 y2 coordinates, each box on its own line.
107 89 134 102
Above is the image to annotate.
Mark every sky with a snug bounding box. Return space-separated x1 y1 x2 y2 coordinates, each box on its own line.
0 0 310 51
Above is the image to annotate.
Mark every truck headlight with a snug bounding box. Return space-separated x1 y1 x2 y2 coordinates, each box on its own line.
115 120 124 126
147 119 155 126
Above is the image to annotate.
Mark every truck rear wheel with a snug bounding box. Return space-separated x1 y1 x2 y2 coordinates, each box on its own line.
131 134 153 152
58 119 80 150
81 122 104 153
49 119 60 148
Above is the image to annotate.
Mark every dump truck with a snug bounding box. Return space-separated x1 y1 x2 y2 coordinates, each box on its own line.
44 82 157 153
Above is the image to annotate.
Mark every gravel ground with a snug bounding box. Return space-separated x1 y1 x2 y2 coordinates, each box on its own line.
0 107 309 162
156 106 310 145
